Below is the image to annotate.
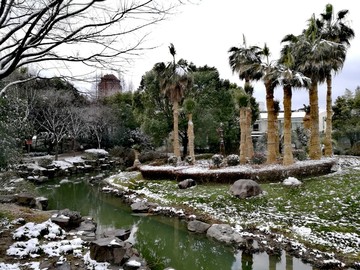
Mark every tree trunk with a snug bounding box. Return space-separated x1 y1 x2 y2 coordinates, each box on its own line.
245 107 254 160
324 74 333 157
309 81 322 160
283 86 294 166
172 101 181 160
239 108 247 164
54 140 59 161
187 113 195 163
274 112 280 158
266 82 277 164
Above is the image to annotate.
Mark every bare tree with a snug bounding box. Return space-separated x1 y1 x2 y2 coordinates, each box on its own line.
34 89 72 160
0 0 178 95
84 104 113 149
67 106 87 154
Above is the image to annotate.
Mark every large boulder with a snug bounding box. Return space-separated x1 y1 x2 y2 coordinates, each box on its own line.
51 209 83 230
90 237 134 265
229 179 262 199
187 220 211 234
206 224 244 244
130 201 157 213
178 179 196 189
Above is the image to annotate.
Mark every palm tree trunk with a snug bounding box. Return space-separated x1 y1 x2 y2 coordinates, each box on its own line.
283 86 294 166
239 108 247 164
324 74 333 157
187 113 195 163
266 82 277 164
309 81 322 160
173 101 181 160
245 107 254 159
274 112 280 158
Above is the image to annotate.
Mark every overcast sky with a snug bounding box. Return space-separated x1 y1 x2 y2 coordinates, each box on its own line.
127 0 360 111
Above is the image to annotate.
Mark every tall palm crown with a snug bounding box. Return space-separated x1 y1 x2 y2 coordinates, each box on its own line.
155 43 193 160
228 35 263 86
155 43 193 103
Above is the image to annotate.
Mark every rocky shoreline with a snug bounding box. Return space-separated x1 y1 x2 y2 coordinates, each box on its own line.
1 154 359 269
100 180 359 270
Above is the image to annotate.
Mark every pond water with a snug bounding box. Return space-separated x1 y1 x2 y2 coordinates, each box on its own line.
36 175 313 270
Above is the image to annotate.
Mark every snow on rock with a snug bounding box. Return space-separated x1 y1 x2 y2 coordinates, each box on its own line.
283 177 302 186
7 238 40 258
85 149 109 156
12 220 64 240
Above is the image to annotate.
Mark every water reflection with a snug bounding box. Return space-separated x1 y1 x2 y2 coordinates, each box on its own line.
37 178 313 270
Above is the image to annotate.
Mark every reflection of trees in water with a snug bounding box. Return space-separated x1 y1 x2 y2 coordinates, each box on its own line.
135 217 235 270
242 251 253 270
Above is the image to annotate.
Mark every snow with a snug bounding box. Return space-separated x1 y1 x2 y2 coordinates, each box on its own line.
292 225 312 237
126 260 141 267
283 176 302 186
7 238 40 258
12 220 64 240
85 149 109 155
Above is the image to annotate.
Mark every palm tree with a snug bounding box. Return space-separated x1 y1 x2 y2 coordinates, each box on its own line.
156 44 193 161
228 35 262 162
277 47 310 165
183 97 196 164
281 16 343 160
235 92 250 164
259 44 279 164
319 4 354 156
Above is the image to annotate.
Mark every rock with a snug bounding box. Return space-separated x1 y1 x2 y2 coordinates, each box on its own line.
123 255 147 270
229 179 262 198
90 237 134 265
51 209 83 230
103 228 131 241
206 224 244 245
35 196 49 210
56 261 71 270
178 179 196 189
0 195 15 203
27 175 49 184
130 201 157 213
15 193 36 207
76 218 97 233
187 220 211 233
283 177 302 186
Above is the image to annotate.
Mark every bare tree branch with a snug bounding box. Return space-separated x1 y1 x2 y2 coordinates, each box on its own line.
0 0 180 93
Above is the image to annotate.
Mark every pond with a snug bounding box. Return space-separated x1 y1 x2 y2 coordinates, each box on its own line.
36 175 314 270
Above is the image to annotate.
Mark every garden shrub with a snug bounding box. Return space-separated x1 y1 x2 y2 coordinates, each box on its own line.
168 155 178 166
293 149 308 161
37 156 53 167
212 154 224 168
251 152 266 165
227 154 240 166
185 156 194 165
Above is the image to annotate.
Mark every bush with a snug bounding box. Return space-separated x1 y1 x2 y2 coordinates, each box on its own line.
212 154 224 168
168 155 178 166
349 142 360 156
37 156 53 167
185 156 194 165
227 154 240 166
251 152 266 165
293 149 308 161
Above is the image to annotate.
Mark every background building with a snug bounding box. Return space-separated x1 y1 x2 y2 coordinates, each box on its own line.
97 74 121 98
